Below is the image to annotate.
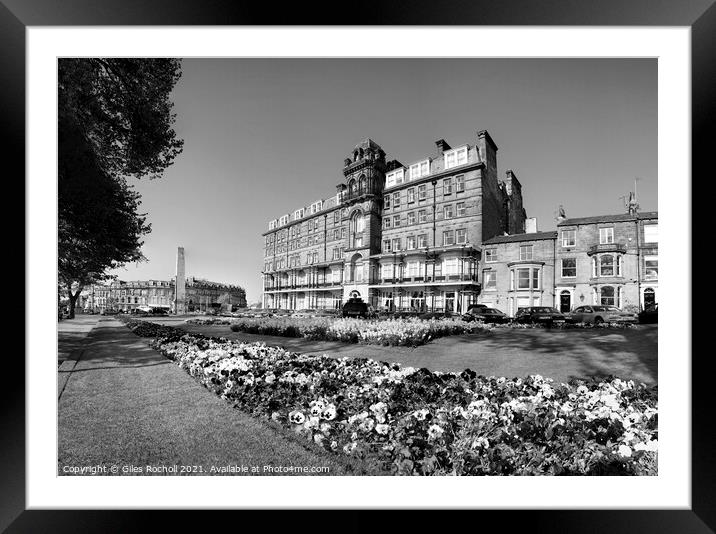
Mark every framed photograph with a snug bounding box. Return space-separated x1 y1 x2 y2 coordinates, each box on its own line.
9 0 709 530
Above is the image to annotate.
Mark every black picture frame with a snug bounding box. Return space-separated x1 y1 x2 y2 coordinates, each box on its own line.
7 0 707 531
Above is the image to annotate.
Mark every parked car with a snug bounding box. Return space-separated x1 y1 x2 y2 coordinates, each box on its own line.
466 304 489 313
514 306 567 325
461 307 510 324
566 305 638 325
638 303 658 324
342 298 376 318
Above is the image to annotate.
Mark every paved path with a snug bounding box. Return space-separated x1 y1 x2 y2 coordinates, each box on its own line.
58 319 350 475
160 318 658 386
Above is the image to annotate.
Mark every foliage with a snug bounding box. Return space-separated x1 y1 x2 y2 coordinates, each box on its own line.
59 58 184 180
125 320 658 476
58 59 184 317
227 317 492 347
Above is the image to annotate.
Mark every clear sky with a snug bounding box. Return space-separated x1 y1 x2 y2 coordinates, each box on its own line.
109 58 657 304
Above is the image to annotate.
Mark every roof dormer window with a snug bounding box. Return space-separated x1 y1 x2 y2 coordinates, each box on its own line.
444 145 468 170
409 159 430 180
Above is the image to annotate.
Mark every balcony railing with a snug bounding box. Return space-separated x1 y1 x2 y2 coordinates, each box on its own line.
379 274 479 285
588 243 627 255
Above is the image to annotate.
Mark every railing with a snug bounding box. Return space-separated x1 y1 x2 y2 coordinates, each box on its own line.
588 243 627 255
378 274 479 285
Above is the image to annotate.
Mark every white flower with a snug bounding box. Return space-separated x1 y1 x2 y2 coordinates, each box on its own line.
617 444 632 457
427 424 444 440
320 404 337 421
375 424 390 435
472 437 489 449
288 410 306 425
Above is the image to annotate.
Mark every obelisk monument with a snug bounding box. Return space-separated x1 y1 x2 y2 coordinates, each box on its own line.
175 246 186 314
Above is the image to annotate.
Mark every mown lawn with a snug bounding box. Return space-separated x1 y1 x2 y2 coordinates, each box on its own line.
59 320 373 475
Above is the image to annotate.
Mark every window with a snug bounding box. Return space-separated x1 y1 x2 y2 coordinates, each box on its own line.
599 227 614 244
383 240 391 253
561 258 577 278
599 255 614 276
418 210 427 223
644 224 658 243
407 211 416 225
407 261 424 277
410 159 430 180
483 270 496 289
386 168 404 188
443 204 454 219
334 229 340 240
484 249 498 263
383 217 391 229
516 268 531 289
393 215 401 227
407 188 415 203
561 229 576 247
341 228 347 238
443 177 453 195
645 255 658 278
310 200 323 214
384 195 391 209
519 245 533 261
407 236 416 250
455 174 465 193
443 230 455 246
278 214 289 226
456 228 467 244
332 247 341 260
418 234 427 248
314 219 319 230
392 238 401 251
600 286 615 306
393 192 401 208
444 146 468 169
443 258 459 275
381 263 393 279
294 208 304 220
334 211 340 224
456 202 466 217
418 184 427 201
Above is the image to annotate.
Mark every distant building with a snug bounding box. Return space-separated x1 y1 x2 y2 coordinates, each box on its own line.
261 130 527 312
84 247 247 313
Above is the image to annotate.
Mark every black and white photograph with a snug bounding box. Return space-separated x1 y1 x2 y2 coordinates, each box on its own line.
10 12 705 526
56 56 660 477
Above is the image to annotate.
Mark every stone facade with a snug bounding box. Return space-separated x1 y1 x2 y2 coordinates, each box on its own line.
86 277 247 313
478 212 659 315
262 131 527 312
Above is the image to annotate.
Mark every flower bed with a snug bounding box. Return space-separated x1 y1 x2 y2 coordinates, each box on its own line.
185 317 234 326
228 316 491 347
124 319 658 476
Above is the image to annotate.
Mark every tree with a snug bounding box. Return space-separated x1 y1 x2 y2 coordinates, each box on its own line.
59 58 184 180
59 121 151 317
58 59 184 318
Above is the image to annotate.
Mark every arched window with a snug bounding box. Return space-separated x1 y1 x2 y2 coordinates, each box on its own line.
350 211 365 248
600 255 614 276
348 179 356 195
600 286 615 306
358 175 367 194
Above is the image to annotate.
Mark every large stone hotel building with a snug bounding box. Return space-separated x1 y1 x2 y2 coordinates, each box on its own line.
261 130 658 315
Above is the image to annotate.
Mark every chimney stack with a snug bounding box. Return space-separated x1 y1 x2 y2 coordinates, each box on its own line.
435 139 451 155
